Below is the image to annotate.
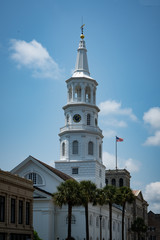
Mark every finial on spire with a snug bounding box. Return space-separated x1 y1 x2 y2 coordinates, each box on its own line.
80 24 85 39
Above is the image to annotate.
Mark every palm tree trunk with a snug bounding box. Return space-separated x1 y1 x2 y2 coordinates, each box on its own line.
109 203 112 240
122 203 125 240
68 203 72 239
85 203 89 240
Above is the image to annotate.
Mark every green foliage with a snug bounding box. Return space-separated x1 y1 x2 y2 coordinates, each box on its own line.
33 230 42 240
79 180 97 206
131 217 148 234
103 185 118 204
116 186 135 240
53 180 135 240
53 179 80 207
79 181 97 240
116 186 135 206
53 179 81 240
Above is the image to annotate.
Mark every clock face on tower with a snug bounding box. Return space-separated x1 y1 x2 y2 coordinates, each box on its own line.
73 114 81 123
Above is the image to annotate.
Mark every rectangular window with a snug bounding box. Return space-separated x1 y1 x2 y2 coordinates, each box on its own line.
11 198 16 223
0 196 5 222
72 168 78 174
18 200 23 224
26 202 30 225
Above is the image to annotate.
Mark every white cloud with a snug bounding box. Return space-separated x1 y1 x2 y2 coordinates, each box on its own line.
103 151 140 173
124 158 141 173
10 39 63 80
144 131 160 146
144 182 160 213
143 107 160 146
103 151 116 169
143 107 160 129
103 130 117 138
101 119 127 128
99 100 137 121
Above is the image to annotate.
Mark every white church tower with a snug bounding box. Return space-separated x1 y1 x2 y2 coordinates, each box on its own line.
55 26 106 188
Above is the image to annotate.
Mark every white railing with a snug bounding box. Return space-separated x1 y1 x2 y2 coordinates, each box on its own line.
60 124 102 134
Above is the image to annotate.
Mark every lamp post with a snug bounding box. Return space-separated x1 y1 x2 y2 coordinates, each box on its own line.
99 214 102 240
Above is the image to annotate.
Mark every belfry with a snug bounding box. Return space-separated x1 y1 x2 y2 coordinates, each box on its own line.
55 26 106 187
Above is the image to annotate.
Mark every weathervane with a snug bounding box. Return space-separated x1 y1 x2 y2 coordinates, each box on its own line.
80 24 85 39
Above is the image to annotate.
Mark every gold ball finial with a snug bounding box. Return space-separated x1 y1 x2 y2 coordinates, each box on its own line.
80 33 85 39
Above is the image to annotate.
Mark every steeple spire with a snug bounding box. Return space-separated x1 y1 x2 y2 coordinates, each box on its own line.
72 25 90 78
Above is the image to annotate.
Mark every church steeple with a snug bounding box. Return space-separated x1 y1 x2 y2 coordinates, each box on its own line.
72 25 90 78
55 27 105 188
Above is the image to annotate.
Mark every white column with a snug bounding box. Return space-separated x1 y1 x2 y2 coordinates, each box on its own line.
91 85 93 104
81 135 86 159
66 135 70 161
82 83 85 102
72 83 75 102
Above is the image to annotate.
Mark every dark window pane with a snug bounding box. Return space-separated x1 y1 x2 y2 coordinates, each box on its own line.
18 200 23 224
11 198 15 223
0 196 5 222
26 202 30 225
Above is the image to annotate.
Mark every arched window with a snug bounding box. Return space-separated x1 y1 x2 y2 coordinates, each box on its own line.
66 215 76 224
66 114 69 124
72 140 78 154
102 218 105 229
89 214 93 226
112 178 116 186
25 172 43 185
75 85 81 101
95 118 97 126
118 222 120 232
99 144 102 158
96 216 99 227
85 86 91 103
105 178 108 185
93 89 96 104
119 178 123 187
88 141 93 155
87 114 91 125
68 87 72 101
113 221 116 231
62 142 65 156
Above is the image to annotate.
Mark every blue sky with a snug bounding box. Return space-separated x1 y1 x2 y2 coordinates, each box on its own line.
0 0 160 212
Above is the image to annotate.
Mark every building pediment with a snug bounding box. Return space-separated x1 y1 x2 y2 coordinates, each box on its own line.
11 155 73 194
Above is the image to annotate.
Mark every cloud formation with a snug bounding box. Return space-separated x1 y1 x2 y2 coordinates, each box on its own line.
103 151 140 173
10 39 63 80
143 107 160 146
99 100 137 121
144 182 160 213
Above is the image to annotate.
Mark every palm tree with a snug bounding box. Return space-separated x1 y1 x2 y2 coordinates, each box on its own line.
117 186 135 240
131 217 147 240
53 179 80 240
102 185 118 240
79 180 97 240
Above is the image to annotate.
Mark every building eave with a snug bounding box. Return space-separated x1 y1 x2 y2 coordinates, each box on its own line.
66 76 98 86
63 103 100 112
